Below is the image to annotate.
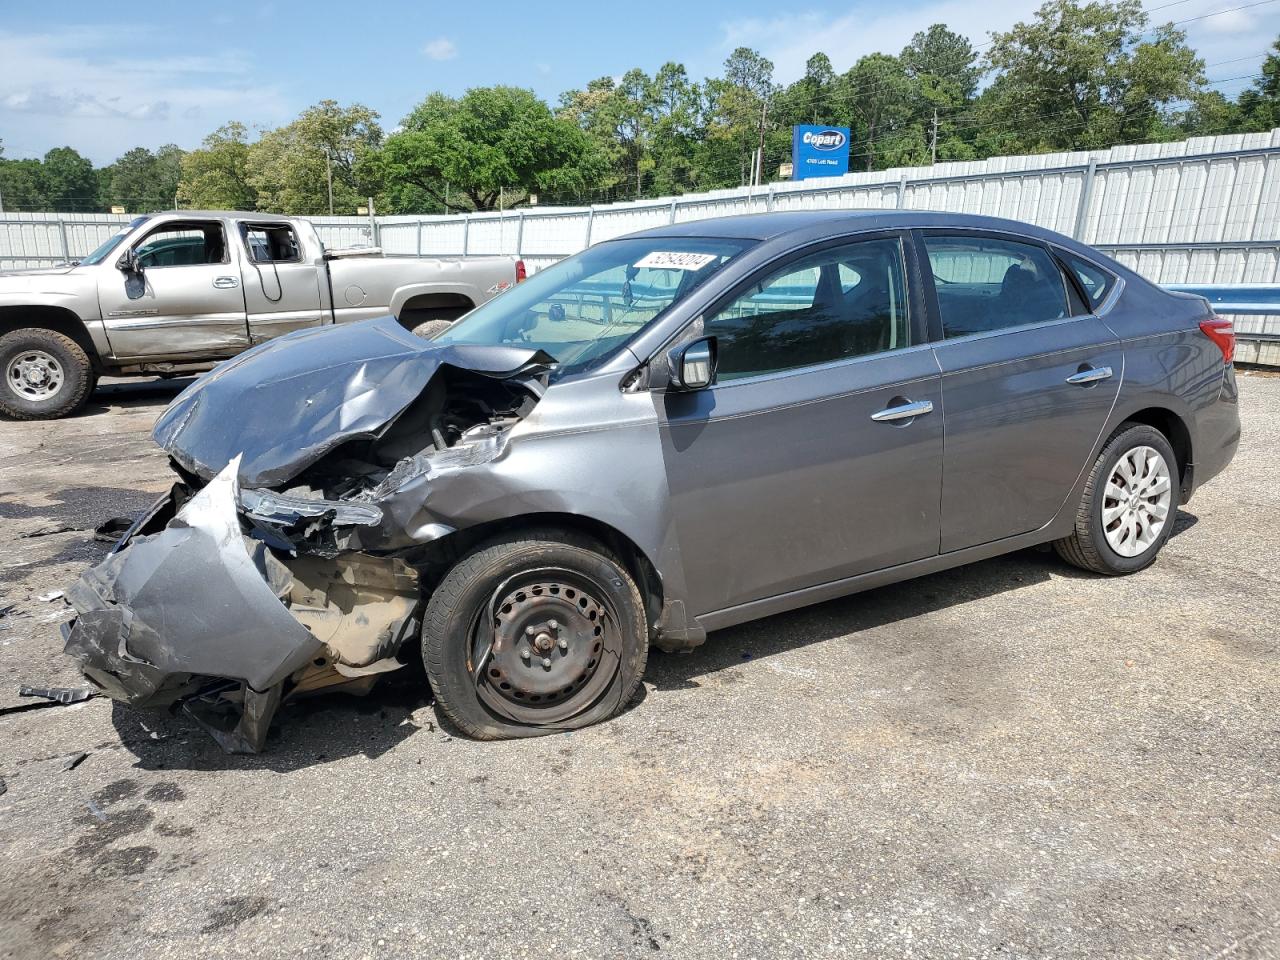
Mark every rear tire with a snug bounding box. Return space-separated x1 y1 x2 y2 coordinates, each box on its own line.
1054 423 1180 575
422 530 649 740
0 328 94 420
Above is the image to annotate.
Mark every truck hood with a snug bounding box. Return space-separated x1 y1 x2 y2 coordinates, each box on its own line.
0 265 78 277
152 315 554 488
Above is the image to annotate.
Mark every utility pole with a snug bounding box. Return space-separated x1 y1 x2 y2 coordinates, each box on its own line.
324 148 334 216
755 97 769 187
930 108 939 165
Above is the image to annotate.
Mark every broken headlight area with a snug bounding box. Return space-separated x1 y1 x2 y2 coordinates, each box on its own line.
62 322 554 752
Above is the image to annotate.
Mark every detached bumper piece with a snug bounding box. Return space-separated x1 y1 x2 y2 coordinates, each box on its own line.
62 458 324 752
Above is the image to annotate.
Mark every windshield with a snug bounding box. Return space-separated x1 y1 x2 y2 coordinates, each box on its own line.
433 236 754 376
78 216 150 266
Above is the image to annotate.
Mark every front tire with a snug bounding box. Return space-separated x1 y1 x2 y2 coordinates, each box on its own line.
0 328 94 420
1054 423 1180 575
422 531 649 739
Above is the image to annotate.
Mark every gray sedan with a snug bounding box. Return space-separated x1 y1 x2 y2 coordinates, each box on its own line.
62 211 1241 749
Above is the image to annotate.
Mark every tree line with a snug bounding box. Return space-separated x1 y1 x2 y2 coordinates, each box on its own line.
2 0 1278 216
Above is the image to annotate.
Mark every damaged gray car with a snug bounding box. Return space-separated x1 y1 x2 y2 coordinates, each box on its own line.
62 211 1240 750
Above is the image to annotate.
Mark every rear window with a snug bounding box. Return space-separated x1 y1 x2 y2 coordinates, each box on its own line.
1061 251 1117 310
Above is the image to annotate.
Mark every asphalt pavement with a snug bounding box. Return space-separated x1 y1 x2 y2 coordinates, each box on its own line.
1 373 1277 960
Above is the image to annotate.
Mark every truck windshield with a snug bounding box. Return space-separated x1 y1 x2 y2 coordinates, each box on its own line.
433 237 753 375
78 217 150 265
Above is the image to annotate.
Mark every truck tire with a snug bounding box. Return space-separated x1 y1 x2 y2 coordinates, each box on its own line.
0 328 94 420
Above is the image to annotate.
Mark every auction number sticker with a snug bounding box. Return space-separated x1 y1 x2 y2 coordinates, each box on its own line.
633 251 718 271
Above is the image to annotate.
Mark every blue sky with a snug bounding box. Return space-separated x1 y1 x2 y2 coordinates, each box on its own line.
1 0 1276 164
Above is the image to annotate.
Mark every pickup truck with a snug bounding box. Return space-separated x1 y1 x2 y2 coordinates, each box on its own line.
0 210 522 419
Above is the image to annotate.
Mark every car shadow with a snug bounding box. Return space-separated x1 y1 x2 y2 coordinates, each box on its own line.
115 509 1198 768
76 377 197 417
648 508 1200 691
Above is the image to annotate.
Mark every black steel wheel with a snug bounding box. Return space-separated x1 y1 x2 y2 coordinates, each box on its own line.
422 531 648 739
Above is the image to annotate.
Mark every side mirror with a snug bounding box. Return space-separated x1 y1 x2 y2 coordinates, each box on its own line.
116 249 142 274
668 336 717 391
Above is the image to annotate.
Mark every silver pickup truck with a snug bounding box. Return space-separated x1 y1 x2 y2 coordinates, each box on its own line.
0 210 521 419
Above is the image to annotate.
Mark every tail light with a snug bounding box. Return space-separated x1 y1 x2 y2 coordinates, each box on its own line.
1199 317 1235 364
515 259 527 283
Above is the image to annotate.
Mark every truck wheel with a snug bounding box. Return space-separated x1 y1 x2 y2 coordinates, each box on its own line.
422 530 649 740
0 328 94 420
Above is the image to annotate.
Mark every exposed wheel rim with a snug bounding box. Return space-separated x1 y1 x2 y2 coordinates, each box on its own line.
6 349 65 401
1102 444 1172 558
469 568 621 726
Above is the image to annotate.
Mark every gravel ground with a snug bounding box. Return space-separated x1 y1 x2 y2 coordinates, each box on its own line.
0 373 1277 960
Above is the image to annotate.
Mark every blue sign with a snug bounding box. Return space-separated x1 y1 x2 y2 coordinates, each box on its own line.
791 125 851 180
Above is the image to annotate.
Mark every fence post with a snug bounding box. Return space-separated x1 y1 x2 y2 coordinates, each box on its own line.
516 211 526 257
1073 158 1097 241
58 218 71 263
462 215 470 256
896 173 908 209
416 220 423 258
584 205 595 247
767 184 776 212
669 199 678 224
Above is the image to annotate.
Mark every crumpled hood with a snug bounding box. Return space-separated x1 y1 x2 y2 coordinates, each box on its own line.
153 315 553 488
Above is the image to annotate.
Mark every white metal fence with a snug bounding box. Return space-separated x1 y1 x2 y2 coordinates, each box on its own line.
4 129 1279 341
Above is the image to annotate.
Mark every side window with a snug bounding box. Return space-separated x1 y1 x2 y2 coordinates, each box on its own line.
1060 251 1117 310
923 235 1069 338
706 237 910 381
133 221 227 268
243 224 302 263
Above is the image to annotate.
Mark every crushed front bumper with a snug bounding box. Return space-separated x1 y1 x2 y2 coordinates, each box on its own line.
62 458 325 748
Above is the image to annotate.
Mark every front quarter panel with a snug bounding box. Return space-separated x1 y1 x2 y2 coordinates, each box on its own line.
370 370 691 620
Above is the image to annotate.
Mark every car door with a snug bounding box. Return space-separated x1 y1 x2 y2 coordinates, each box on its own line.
95 218 249 360
658 233 944 616
238 221 326 344
918 230 1124 553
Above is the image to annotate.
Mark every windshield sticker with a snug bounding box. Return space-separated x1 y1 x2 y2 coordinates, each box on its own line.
633 251 718 271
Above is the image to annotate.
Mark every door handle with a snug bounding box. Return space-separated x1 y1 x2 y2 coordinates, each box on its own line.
1065 365 1112 385
871 399 934 422
213 276 240 289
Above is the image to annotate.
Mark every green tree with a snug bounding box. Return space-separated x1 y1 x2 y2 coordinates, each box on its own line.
246 100 383 215
841 54 921 169
1236 37 1280 131
178 122 257 210
901 24 981 100
374 86 604 211
647 62 705 195
978 0 1205 152
38 147 97 211
702 48 777 188
103 144 185 212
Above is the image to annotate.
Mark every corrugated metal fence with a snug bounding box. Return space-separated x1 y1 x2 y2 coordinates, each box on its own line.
4 129 1280 345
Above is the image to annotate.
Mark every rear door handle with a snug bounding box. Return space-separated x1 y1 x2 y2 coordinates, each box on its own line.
1065 365 1112 385
871 399 934 422
213 276 240 289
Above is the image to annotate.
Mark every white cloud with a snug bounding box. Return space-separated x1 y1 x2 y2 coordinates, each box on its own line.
423 37 457 61
0 27 288 163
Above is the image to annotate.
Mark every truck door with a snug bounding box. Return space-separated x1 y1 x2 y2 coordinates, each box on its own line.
95 219 250 360
238 221 326 344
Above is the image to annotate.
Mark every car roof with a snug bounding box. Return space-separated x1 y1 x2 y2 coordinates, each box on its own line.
148 210 300 223
618 209 1073 245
